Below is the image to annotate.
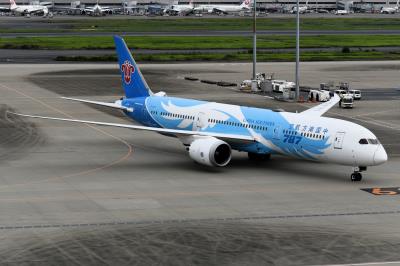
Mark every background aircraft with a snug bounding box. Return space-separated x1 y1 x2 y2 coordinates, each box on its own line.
291 0 308 13
57 0 120 15
194 0 251 14
10 36 388 182
5 0 49 16
82 0 121 15
381 0 399 13
164 0 193 15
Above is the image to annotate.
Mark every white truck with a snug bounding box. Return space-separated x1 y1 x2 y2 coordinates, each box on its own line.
272 80 295 93
339 94 354 108
308 89 331 102
348 89 362 100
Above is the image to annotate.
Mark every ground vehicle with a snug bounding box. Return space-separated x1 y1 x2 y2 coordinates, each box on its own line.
309 89 331 102
335 9 349 15
340 94 354 108
348 89 362 100
335 89 347 97
272 80 295 93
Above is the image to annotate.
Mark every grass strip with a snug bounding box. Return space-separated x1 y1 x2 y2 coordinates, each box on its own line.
55 51 400 62
2 35 400 50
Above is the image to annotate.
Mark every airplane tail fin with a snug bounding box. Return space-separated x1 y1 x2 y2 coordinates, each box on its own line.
10 0 17 7
113 36 152 99
241 0 251 7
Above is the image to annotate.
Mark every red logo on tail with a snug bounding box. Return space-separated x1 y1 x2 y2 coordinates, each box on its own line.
121 60 135 84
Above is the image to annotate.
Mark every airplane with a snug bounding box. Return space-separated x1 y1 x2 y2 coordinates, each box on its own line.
291 0 309 13
193 0 251 14
81 0 120 16
6 0 49 16
59 0 120 16
9 36 388 182
381 0 399 14
164 0 193 15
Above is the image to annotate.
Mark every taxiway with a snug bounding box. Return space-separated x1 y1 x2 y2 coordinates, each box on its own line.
0 62 399 265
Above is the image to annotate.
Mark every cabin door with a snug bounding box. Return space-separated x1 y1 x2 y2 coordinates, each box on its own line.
334 132 345 149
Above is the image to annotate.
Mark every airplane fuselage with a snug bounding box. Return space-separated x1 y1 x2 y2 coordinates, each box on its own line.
11 4 47 14
121 95 387 167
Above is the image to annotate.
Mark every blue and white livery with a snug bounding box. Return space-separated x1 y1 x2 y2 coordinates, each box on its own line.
12 36 387 182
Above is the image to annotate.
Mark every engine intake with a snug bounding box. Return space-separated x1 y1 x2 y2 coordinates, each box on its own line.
188 137 231 167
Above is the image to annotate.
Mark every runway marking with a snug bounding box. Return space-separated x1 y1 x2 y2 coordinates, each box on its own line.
316 261 400 266
0 83 133 190
0 209 399 231
349 109 398 119
321 108 400 131
296 103 400 130
361 187 400 196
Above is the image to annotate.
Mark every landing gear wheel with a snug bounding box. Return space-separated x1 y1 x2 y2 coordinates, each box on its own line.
351 172 362 182
248 152 271 161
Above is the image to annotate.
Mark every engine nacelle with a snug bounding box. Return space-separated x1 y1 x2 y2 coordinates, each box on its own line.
188 137 231 167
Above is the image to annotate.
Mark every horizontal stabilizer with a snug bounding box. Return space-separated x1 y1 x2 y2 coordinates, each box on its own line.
61 97 133 112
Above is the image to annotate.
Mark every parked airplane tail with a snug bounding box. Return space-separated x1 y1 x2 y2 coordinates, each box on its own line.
241 0 251 7
9 0 17 7
113 35 152 99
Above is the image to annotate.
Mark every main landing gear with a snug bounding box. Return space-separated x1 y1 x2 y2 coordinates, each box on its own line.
248 152 271 161
351 166 367 182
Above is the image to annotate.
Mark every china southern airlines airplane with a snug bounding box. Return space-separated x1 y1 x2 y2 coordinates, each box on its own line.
10 36 388 182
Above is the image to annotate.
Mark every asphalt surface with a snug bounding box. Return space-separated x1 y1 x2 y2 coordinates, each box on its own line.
0 62 399 265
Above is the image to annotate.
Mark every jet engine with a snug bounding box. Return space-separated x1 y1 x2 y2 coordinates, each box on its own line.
188 137 231 167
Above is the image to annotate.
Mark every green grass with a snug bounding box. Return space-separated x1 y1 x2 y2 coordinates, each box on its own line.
2 35 400 50
55 51 400 62
2 17 400 33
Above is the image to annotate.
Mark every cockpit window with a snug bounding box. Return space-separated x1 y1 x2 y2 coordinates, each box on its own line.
359 138 368 144
368 139 379 145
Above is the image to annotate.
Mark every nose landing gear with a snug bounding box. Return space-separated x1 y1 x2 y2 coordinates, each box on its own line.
351 166 367 182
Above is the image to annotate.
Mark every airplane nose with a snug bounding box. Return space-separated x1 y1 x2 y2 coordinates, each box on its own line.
373 145 388 165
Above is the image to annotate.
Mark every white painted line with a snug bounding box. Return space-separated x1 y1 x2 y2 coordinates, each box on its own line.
315 261 400 266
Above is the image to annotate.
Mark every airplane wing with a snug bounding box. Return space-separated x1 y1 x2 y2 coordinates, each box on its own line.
8 112 255 143
61 97 133 112
300 93 340 117
212 7 226 13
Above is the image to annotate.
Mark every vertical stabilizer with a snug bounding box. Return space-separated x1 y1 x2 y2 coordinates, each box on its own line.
113 36 152 98
10 0 17 8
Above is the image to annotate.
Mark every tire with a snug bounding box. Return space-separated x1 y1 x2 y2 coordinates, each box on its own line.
351 173 362 182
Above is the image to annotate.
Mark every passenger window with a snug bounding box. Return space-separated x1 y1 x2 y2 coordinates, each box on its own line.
359 139 368 145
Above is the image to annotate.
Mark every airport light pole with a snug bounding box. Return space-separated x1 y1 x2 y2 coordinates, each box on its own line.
295 0 300 101
252 0 257 80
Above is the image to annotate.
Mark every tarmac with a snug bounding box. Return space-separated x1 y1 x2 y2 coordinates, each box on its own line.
0 62 399 265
